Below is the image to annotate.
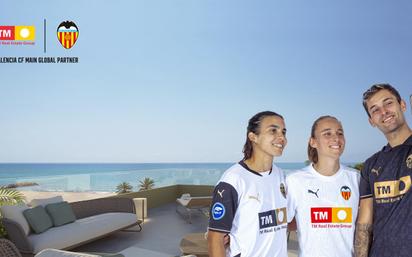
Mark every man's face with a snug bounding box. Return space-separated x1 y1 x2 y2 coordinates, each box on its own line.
366 89 407 135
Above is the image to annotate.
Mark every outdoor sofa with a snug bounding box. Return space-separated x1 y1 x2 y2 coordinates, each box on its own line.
1 197 141 256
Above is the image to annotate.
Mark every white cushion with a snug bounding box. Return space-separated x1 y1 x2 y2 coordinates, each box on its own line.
0 204 30 235
29 212 138 254
176 198 190 206
181 193 191 200
177 193 192 206
30 196 63 207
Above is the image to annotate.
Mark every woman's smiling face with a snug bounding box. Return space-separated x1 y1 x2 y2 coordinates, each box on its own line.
310 117 345 161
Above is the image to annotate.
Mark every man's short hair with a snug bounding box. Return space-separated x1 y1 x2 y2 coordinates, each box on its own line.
362 83 402 117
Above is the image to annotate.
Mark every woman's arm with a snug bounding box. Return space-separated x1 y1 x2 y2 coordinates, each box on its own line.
208 230 227 257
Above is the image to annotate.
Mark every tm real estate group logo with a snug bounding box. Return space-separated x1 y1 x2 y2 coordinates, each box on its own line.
0 25 35 45
0 20 80 64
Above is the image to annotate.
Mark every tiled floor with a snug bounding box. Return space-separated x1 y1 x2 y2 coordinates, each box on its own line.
74 202 298 257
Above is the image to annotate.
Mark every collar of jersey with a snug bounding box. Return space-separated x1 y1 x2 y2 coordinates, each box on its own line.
306 163 343 181
382 134 412 152
238 160 272 176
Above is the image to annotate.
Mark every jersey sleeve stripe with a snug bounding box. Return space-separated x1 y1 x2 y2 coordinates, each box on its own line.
208 227 231 233
360 194 373 199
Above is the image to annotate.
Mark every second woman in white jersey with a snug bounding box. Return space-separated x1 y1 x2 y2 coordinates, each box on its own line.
286 116 360 257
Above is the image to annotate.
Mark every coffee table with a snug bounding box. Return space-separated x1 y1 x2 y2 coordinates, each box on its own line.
180 233 209 257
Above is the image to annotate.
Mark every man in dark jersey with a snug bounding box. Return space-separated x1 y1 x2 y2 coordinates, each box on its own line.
355 84 412 257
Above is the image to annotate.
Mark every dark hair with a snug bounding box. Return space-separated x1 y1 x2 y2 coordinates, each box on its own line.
362 83 402 118
307 115 340 164
242 111 284 160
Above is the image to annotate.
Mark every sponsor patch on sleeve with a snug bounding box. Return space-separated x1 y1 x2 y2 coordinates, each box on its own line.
212 202 225 220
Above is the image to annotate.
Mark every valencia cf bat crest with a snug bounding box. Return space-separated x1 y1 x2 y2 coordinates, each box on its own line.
57 21 79 49
406 154 412 169
280 183 286 199
340 186 351 200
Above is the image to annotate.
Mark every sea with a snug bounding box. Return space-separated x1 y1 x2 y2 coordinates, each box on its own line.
0 162 354 192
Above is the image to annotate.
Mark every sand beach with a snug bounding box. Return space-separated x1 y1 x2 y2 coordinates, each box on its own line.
19 190 116 203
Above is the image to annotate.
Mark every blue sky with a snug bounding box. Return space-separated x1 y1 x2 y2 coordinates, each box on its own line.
0 1 411 163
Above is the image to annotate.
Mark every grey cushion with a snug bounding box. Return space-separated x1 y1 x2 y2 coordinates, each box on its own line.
45 201 76 226
23 206 53 234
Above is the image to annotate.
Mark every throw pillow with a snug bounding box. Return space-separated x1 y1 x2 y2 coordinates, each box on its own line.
45 201 76 226
0 204 31 235
23 206 53 234
30 195 63 207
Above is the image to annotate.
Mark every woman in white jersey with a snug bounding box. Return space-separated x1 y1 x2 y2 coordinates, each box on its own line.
208 111 289 257
286 116 360 257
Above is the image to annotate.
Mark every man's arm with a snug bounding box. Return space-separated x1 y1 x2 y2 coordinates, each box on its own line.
354 198 373 257
208 230 226 257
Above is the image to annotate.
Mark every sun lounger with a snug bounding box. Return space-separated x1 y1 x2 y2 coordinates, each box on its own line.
176 194 212 223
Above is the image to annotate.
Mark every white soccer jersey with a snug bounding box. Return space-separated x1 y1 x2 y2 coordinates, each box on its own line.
286 164 360 257
208 161 288 257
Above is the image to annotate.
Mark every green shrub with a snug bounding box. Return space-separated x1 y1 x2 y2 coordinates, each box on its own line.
0 187 26 237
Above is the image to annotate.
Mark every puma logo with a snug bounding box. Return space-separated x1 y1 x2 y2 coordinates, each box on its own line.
217 189 225 198
371 167 381 176
248 193 260 203
308 189 319 198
